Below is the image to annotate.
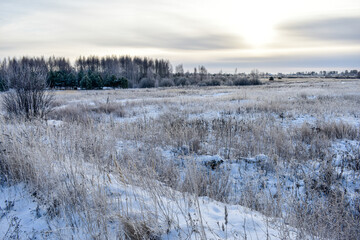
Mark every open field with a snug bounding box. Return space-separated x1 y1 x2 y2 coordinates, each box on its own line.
1 78 360 239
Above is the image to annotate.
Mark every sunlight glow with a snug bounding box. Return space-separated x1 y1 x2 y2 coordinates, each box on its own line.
242 22 275 47
0 0 359 72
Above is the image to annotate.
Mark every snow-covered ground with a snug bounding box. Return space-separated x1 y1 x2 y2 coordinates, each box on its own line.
1 80 360 239
0 183 50 239
1 176 295 239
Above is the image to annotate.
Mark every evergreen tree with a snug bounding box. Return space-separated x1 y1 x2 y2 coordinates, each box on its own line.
54 71 66 88
89 73 103 89
96 75 104 89
47 70 56 88
120 77 128 88
77 70 85 87
109 75 118 88
66 72 77 88
80 75 92 89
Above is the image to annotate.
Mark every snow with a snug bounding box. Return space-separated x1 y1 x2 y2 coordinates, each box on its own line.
0 171 294 239
46 120 64 127
164 197 290 240
103 174 295 240
0 183 50 239
3 84 360 238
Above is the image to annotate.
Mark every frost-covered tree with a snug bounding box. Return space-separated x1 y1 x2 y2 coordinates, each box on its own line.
2 59 53 119
175 64 184 77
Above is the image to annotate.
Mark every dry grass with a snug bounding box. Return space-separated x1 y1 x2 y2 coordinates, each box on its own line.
1 78 359 239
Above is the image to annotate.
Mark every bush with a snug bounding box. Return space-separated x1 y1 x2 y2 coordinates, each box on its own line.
174 77 190 86
233 78 250 86
0 76 7 91
225 79 234 86
205 79 221 86
159 78 174 87
198 81 207 87
139 78 155 88
2 65 53 119
127 80 133 88
269 77 274 81
249 79 262 85
233 77 262 86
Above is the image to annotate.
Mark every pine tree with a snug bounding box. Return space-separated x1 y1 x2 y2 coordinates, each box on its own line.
109 75 117 88
47 70 56 88
66 72 77 88
120 77 128 88
80 75 92 89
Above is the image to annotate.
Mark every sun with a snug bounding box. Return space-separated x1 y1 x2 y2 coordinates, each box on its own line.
243 25 274 47
221 0 278 48
240 18 276 47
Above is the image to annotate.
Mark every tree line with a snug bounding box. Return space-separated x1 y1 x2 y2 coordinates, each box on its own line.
0 55 267 93
0 56 262 119
0 56 172 91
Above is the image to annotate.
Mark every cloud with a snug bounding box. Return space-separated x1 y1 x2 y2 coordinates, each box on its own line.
188 52 360 73
86 30 248 51
278 17 360 43
220 52 360 69
1 0 359 72
0 0 248 52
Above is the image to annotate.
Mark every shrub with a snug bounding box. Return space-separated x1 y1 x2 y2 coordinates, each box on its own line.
233 78 250 86
127 79 133 88
224 79 234 86
206 79 221 86
0 76 7 91
139 78 155 88
233 77 262 86
188 77 198 85
0 65 8 91
174 77 190 86
159 78 174 87
2 64 53 119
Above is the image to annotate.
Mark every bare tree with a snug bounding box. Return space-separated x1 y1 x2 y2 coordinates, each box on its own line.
249 69 259 81
2 61 53 119
175 64 184 76
199 65 208 81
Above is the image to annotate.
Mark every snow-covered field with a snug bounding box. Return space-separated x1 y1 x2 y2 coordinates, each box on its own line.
1 78 359 239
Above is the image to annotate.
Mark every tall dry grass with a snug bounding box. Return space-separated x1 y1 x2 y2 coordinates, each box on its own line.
1 78 359 239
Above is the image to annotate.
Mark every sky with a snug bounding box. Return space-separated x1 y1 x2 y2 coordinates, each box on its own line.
0 0 359 73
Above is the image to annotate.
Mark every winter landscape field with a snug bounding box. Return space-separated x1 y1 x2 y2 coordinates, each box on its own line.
1 78 359 239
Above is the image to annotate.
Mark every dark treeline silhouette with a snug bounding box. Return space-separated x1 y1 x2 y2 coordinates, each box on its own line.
0 56 263 91
1 56 359 92
0 56 264 91
0 56 172 90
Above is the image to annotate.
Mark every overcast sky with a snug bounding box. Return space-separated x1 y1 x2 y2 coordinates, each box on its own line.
0 0 359 73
